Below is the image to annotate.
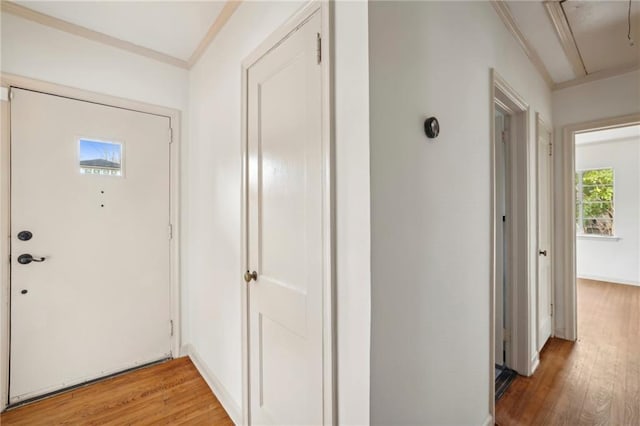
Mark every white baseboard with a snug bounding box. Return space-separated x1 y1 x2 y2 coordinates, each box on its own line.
482 413 494 426
184 344 242 425
530 352 540 375
578 274 640 287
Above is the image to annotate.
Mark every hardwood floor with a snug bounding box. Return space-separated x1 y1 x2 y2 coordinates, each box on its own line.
1 357 234 425
496 279 640 426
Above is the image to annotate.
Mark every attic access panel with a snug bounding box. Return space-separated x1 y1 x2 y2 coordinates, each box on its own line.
562 0 640 73
79 139 123 176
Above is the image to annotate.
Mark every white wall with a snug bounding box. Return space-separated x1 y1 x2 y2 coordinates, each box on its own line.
552 70 640 336
575 137 640 286
187 2 371 424
1 13 188 111
187 3 304 420
368 2 552 424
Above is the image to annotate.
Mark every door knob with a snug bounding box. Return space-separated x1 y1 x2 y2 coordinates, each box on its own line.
539 250 547 256
244 270 257 283
17 254 46 265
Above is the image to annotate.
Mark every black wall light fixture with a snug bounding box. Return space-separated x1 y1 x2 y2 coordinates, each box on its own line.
424 117 440 139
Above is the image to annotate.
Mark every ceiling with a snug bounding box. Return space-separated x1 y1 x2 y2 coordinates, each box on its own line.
563 0 640 74
11 1 229 63
4 0 640 86
506 0 640 87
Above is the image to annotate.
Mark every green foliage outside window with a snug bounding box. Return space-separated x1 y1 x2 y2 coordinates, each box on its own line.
576 168 614 236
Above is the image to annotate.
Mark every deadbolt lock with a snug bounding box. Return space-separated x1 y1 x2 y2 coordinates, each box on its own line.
244 270 258 283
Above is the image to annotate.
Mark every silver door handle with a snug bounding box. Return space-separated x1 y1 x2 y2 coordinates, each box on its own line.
17 254 46 264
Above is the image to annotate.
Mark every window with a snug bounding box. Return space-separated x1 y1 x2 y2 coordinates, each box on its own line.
576 168 614 236
79 139 123 177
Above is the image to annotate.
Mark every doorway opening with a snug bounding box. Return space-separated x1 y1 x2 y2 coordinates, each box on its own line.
0 77 182 412
490 70 535 412
559 114 640 342
574 123 640 330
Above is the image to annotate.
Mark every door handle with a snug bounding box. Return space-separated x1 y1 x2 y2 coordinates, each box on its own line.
244 270 258 283
17 254 46 265
539 250 547 256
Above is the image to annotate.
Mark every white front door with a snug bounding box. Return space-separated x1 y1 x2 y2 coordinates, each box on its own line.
537 120 553 350
246 12 324 425
10 88 172 403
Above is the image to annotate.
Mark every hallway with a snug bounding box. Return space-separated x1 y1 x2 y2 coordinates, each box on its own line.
496 279 640 425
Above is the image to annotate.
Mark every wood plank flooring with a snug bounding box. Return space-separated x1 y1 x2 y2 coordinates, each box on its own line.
1 357 234 425
496 279 640 426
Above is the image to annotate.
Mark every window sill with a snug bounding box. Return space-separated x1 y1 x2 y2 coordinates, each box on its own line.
577 234 621 241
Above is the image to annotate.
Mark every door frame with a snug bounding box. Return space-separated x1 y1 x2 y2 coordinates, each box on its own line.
535 113 555 351
0 73 183 411
240 1 335 425
489 69 534 417
558 112 640 342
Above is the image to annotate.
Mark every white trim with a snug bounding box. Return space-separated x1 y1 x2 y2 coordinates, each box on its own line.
530 352 540 375
0 73 183 410
184 345 241 425
543 1 586 79
0 1 189 69
577 234 621 241
240 2 335 425
578 275 640 287
490 1 554 88
482 413 494 426
0 91 9 412
490 68 534 420
187 1 241 68
560 113 640 342
553 64 640 91
575 135 640 147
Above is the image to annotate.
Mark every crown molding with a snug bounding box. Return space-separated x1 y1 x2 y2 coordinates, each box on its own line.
543 1 586 78
553 63 640 91
188 1 241 68
490 0 554 89
1 1 189 69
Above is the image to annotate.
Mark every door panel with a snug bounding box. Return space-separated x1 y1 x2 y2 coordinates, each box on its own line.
537 122 553 350
495 109 506 366
10 88 171 403
247 12 323 425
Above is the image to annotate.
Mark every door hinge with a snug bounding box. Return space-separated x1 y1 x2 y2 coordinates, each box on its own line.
316 33 322 64
550 303 554 317
503 328 511 342
548 142 553 157
168 224 173 240
169 127 173 144
170 320 174 336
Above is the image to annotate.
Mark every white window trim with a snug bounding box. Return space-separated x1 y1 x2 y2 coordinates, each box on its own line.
577 234 621 241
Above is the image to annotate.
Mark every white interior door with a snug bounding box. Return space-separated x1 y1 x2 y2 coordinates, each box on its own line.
495 109 506 367
246 12 324 425
10 88 172 403
537 122 553 350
